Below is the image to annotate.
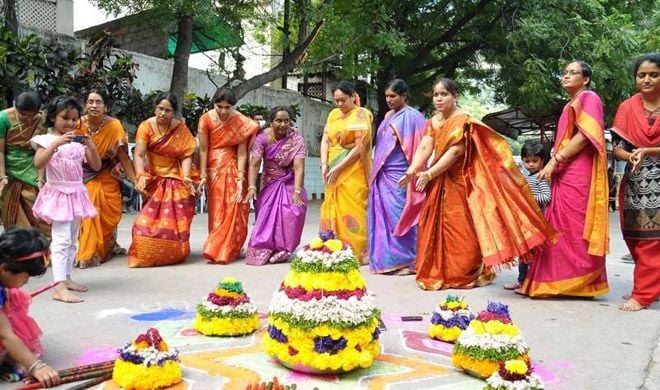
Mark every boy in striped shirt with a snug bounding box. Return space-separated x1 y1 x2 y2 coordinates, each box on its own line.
504 140 551 292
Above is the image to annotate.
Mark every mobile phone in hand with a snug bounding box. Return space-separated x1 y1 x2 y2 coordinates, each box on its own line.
71 135 86 143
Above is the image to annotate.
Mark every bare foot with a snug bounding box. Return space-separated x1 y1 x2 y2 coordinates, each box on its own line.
52 285 84 303
503 282 522 290
619 298 645 311
392 268 414 276
622 294 631 300
64 279 88 292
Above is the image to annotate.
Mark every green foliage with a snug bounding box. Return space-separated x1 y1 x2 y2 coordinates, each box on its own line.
237 103 301 122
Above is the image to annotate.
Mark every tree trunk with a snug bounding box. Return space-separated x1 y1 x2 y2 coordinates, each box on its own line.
169 11 193 116
3 0 18 35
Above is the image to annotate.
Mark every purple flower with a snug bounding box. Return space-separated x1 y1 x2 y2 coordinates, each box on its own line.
268 325 288 343
486 302 510 317
431 312 474 329
118 349 144 365
318 230 335 241
372 328 381 341
313 335 347 354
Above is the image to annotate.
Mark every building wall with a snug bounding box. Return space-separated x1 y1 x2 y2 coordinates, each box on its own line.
15 0 73 36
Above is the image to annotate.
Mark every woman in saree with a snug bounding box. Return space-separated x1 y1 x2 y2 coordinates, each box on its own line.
611 52 660 311
0 92 50 237
128 93 196 267
244 106 307 265
320 80 372 263
398 78 555 291
198 88 259 263
522 61 610 298
75 90 138 268
368 79 426 275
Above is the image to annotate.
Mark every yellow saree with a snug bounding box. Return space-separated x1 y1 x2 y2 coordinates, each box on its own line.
320 107 372 260
75 117 128 266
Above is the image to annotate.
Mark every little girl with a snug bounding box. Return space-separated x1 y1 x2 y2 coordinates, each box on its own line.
32 96 101 303
0 227 60 387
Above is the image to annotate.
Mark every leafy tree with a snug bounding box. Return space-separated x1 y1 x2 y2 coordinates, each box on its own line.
91 0 327 109
301 0 658 124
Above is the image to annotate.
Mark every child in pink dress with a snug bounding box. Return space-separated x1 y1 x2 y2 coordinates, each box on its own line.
32 96 101 303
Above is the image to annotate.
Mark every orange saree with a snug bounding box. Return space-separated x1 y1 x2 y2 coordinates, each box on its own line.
410 114 555 290
76 117 127 266
128 119 196 267
199 111 259 263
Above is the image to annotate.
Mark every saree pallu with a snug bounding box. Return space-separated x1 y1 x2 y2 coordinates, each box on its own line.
611 93 660 306
76 118 127 265
0 109 50 238
128 120 196 267
320 107 372 261
368 106 426 273
246 129 307 265
200 111 259 263
523 91 609 297
402 115 555 290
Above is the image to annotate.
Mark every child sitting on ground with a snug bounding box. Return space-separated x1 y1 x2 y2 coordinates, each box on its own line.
504 140 551 292
0 227 61 387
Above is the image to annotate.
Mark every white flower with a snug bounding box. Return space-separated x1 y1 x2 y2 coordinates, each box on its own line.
201 300 257 315
486 372 545 389
269 290 376 325
456 327 529 354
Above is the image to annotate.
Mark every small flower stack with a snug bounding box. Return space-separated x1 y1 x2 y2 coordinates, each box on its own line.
112 328 182 390
484 359 545 390
452 302 530 378
264 230 381 373
194 277 259 336
428 295 474 342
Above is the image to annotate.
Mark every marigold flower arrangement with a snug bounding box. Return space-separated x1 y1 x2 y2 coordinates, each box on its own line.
194 277 259 336
452 302 530 379
264 230 381 373
428 295 474 342
112 328 182 390
484 359 545 389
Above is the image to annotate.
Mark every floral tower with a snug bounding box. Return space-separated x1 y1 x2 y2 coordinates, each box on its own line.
452 302 530 378
264 231 381 373
428 295 474 342
194 276 260 336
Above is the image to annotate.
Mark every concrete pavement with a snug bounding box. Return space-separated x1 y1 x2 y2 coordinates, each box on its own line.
5 202 660 390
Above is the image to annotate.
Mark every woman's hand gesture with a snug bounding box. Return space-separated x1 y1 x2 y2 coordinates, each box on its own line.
630 148 647 173
398 169 415 188
537 160 557 183
32 363 61 388
245 186 257 204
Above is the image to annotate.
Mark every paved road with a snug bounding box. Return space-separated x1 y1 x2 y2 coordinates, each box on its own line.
7 203 659 390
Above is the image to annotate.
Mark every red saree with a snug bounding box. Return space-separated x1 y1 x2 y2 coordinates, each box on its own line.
199 111 259 263
128 119 196 267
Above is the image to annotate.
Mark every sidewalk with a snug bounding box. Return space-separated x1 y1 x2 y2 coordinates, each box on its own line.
8 205 660 390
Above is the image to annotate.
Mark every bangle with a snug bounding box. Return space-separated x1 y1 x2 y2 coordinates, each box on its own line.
294 186 303 194
628 154 635 163
28 359 46 375
136 172 148 179
425 170 433 180
248 186 257 191
235 177 244 183
0 176 8 180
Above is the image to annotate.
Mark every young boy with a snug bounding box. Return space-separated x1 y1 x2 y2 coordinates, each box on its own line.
504 140 551 292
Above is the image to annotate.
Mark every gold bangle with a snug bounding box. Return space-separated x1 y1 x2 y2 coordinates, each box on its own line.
425 170 433 180
136 172 148 179
248 186 257 191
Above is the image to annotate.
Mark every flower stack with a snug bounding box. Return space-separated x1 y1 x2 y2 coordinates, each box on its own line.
428 295 474 342
264 231 381 373
452 302 529 378
112 328 182 390
194 277 259 336
484 359 545 390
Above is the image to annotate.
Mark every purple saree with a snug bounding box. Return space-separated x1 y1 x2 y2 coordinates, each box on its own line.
368 106 426 273
246 128 308 265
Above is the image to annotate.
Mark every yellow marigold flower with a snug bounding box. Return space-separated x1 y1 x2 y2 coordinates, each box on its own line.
159 341 169 351
309 237 324 249
324 239 343 252
484 320 504 334
469 320 485 334
505 359 529 375
446 301 461 310
222 276 237 283
134 341 149 349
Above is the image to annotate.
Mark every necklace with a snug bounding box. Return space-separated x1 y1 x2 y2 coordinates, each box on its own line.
85 115 109 135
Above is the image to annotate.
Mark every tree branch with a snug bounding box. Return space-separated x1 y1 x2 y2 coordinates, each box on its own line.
224 20 325 100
